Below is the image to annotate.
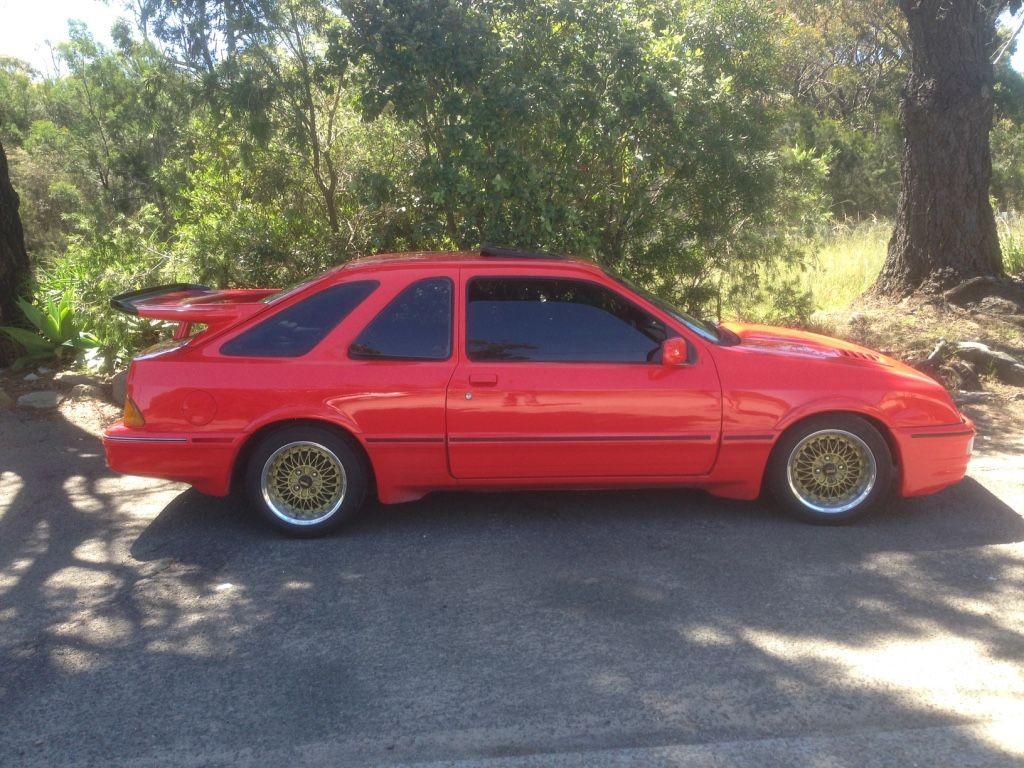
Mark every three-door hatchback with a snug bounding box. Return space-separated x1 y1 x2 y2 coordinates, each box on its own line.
103 248 974 535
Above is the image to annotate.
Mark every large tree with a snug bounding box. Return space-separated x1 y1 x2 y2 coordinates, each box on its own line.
873 0 1021 296
0 138 30 331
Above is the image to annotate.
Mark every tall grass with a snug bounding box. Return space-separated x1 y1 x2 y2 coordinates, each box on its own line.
800 219 890 310
996 211 1024 276
797 213 1024 312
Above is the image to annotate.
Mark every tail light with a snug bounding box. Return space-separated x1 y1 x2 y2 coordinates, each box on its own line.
124 397 146 428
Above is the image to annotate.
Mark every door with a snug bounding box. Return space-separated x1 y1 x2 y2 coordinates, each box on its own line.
446 275 722 479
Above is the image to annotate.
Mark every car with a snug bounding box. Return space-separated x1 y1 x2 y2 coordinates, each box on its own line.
102 248 975 536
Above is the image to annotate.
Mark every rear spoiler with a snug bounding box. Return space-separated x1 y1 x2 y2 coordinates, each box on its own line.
111 283 279 339
110 283 211 315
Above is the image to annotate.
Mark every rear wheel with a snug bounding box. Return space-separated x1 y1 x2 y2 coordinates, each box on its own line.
768 415 893 524
245 426 368 536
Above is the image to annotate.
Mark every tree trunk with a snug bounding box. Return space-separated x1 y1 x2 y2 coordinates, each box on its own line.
873 1 1004 297
0 138 30 328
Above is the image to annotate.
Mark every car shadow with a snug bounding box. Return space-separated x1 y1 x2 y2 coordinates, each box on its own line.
132 476 1024 565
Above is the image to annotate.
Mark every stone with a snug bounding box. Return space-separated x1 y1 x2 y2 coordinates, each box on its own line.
953 342 1024 386
111 371 128 407
942 360 981 391
0 389 12 408
37 366 52 374
22 373 39 382
17 391 63 410
977 296 1022 315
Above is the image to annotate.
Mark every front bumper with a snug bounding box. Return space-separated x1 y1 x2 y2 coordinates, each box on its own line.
102 423 237 496
893 417 975 497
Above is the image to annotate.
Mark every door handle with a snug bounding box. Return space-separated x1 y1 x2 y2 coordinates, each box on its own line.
468 374 498 386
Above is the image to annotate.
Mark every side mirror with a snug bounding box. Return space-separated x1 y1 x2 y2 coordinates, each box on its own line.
661 337 690 366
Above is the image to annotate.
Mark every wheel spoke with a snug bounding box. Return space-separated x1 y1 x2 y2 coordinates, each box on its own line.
787 429 877 514
261 441 348 524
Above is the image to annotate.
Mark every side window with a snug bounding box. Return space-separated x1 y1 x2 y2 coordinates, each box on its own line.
221 281 377 358
467 278 668 363
349 277 453 360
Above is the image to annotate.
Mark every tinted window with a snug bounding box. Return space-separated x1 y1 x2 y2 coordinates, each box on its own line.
221 281 377 358
349 277 453 360
467 278 668 363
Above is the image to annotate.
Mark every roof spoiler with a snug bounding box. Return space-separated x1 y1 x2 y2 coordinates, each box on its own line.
110 283 211 316
110 283 279 339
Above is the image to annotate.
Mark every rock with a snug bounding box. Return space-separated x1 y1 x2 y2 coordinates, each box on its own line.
977 296 1022 315
0 389 12 408
53 371 103 387
943 275 1024 308
17 391 63 410
941 360 981 391
952 342 1024 386
111 371 128 407
37 366 52 374
68 383 107 400
23 373 39 382
1013 392 1024 401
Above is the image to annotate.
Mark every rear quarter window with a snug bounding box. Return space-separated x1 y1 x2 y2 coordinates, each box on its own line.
349 277 453 360
220 280 378 358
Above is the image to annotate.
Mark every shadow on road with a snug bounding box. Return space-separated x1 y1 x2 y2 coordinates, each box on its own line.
2 408 1023 766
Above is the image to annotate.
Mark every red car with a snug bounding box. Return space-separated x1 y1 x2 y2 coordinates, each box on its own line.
103 249 974 535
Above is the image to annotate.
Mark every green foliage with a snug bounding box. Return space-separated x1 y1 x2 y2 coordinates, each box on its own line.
0 57 36 143
0 292 99 368
341 0 804 314
4 2 1024 362
38 207 171 371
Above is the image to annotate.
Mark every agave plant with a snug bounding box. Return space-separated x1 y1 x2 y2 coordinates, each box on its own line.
0 292 100 369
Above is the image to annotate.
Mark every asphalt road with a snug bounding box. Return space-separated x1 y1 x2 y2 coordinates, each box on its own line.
1 408 1023 767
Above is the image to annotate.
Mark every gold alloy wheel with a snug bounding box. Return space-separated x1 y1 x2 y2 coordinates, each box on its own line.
786 429 877 514
260 441 347 525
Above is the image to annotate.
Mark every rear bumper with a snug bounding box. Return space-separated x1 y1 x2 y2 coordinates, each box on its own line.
102 423 237 496
893 418 975 497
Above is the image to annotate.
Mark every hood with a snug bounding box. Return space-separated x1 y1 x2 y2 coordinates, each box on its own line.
720 322 895 366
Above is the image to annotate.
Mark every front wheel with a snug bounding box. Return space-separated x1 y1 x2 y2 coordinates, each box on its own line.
245 426 368 536
768 415 893 524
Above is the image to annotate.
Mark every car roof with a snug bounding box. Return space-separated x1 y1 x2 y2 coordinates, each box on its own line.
340 249 601 274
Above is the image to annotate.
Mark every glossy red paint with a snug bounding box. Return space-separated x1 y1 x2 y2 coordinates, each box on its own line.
102 253 974 508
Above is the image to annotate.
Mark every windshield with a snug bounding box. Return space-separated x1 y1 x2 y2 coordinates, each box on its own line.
604 270 721 343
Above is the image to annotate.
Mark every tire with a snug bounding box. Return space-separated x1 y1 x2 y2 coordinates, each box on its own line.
767 414 893 524
245 425 368 537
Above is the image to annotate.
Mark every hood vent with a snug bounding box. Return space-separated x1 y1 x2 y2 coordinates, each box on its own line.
838 349 880 362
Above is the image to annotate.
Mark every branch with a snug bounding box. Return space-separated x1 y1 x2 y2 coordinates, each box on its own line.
993 11 1024 64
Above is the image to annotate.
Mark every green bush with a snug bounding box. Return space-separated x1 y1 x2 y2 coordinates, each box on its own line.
37 206 172 372
0 291 99 368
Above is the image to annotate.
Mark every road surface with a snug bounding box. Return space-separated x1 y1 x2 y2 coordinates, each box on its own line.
1 408 1022 767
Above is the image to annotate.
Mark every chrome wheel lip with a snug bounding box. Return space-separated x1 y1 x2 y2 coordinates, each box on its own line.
260 441 347 526
786 428 877 515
